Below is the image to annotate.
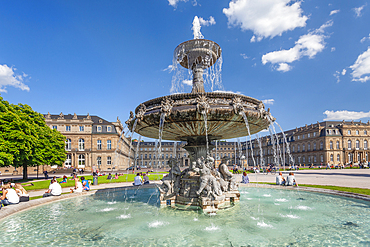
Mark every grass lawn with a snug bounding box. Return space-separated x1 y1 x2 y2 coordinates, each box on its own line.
21 173 164 191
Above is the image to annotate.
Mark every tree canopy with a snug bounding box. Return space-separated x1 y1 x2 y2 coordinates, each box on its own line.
0 96 66 179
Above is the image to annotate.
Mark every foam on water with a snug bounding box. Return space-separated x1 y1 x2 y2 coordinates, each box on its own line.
193 218 198 221
99 208 116 212
257 221 273 228
240 191 249 194
205 223 219 231
117 214 131 219
275 198 288 202
107 201 117 205
280 214 300 219
148 220 168 228
263 194 271 197
293 205 312 211
250 216 259 221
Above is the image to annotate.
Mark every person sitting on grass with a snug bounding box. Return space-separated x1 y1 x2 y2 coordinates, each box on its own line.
143 173 150 184
0 183 19 209
81 177 90 191
276 172 285 185
70 177 83 193
107 173 112 180
43 179 62 197
59 175 67 184
133 173 142 186
114 173 119 179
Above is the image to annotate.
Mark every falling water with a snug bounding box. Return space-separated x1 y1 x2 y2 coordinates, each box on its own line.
156 113 166 169
267 116 285 170
268 126 278 166
202 112 209 156
275 122 295 167
241 112 256 167
134 136 142 170
125 118 138 181
256 133 265 168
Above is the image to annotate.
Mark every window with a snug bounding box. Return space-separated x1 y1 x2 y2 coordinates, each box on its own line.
107 140 111 150
308 143 311 151
302 144 305 152
52 125 57 130
303 156 305 163
166 154 168 159
348 140 352 149
365 140 368 149
348 130 351 135
365 130 368 135
308 133 310 138
308 156 311 163
314 132 317 137
313 142 316 150
314 156 317 163
149 154 151 159
97 126 102 132
97 140 102 150
356 140 360 149
79 126 84 132
320 142 323 150
107 126 111 132
145 154 147 159
298 145 300 152
66 125 71 131
320 155 324 163
78 139 85 151
330 141 333 150
65 154 72 167
78 154 85 165
297 135 300 140
330 154 333 162
107 156 111 165
162 154 164 159
302 134 305 139
65 139 71 151
336 141 340 149
97 156 101 166
337 154 340 162
356 130 359 135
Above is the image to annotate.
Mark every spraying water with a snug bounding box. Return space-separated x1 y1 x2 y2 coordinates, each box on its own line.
275 122 295 167
241 112 256 167
192 16 204 39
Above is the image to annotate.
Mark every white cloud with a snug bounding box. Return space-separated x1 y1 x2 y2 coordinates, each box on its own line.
198 16 216 26
250 35 256 43
168 0 188 7
341 69 346 75
0 64 30 93
349 47 370 82
360 34 370 43
262 99 274 105
330 9 340 16
323 110 370 121
276 63 291 72
240 53 249 59
353 4 366 17
262 21 332 71
331 47 336 52
333 71 341 83
223 0 308 41
182 80 192 86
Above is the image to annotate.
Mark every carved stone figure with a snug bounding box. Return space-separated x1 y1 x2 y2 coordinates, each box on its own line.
232 96 244 114
196 94 210 114
194 157 222 198
158 158 182 196
135 104 146 121
161 97 174 115
219 161 237 191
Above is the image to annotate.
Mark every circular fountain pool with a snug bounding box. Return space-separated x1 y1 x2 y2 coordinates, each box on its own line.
1 187 369 246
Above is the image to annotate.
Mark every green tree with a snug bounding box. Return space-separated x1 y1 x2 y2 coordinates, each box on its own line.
0 96 66 179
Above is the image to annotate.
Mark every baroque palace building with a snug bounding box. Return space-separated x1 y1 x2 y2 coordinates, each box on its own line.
44 112 134 172
244 120 370 167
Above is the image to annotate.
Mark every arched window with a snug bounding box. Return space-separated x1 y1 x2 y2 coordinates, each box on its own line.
336 141 340 149
320 142 323 150
297 145 300 152
364 140 368 149
330 141 333 150
337 154 340 162
308 143 311 151
65 154 72 167
65 139 71 151
97 156 101 165
356 140 360 149
313 142 317 150
330 154 333 162
78 154 85 165
348 140 352 149
97 140 102 150
302 156 305 163
302 144 305 152
107 140 111 150
78 139 85 151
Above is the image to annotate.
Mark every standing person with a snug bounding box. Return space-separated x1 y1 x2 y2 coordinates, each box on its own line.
241 172 249 184
81 177 90 191
1 184 20 208
326 162 331 170
43 179 62 197
133 173 142 186
143 173 150 184
43 170 48 179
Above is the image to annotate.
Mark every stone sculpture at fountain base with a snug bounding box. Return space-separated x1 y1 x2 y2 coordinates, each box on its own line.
159 157 240 213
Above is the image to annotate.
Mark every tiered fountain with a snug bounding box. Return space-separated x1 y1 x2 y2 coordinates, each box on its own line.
126 38 274 213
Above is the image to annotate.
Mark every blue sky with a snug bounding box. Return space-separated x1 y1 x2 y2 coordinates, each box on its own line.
1 0 370 140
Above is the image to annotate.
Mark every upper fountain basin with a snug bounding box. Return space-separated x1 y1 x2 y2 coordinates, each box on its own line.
175 39 222 69
128 92 273 141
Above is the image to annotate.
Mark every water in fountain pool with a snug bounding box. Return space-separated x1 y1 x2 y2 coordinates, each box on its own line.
1 187 369 246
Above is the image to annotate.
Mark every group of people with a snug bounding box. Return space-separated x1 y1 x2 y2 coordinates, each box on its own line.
107 173 119 180
43 176 90 197
133 172 150 186
276 172 298 186
0 182 29 209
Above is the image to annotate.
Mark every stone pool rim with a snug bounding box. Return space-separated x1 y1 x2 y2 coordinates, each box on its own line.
1 183 369 221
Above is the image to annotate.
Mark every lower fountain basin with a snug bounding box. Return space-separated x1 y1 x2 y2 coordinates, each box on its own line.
2 187 369 246
129 92 272 141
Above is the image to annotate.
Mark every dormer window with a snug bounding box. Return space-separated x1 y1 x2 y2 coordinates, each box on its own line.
97 126 102 132
99 119 103 123
107 126 112 132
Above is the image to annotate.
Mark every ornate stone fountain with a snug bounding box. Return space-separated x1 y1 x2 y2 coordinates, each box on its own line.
126 38 274 213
